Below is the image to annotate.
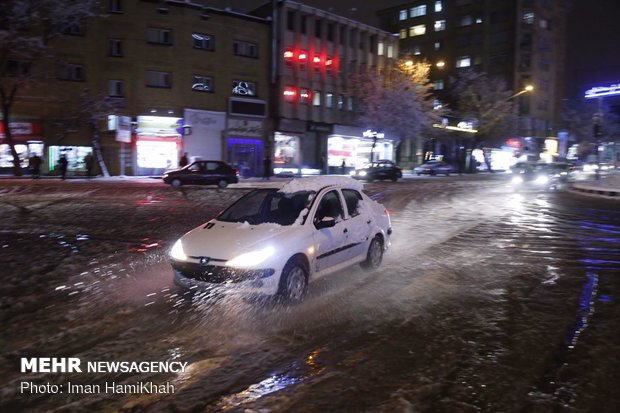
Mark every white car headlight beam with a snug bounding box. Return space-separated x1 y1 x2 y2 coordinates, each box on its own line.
170 239 188 261
226 246 275 268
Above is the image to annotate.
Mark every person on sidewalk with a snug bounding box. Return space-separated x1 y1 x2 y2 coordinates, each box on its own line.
58 154 68 180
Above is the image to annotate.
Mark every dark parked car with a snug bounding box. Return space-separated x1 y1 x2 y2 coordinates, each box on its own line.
413 160 454 176
350 160 403 182
163 160 239 188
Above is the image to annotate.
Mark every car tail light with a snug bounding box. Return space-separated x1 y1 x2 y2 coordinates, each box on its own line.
234 168 240 176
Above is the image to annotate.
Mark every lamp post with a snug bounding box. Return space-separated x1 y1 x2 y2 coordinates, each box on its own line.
511 84 534 154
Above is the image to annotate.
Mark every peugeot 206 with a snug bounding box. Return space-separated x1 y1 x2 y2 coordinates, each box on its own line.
169 177 392 302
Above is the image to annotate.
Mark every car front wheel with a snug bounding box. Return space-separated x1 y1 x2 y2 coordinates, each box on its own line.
217 179 228 189
361 236 383 270
277 257 308 303
171 178 182 188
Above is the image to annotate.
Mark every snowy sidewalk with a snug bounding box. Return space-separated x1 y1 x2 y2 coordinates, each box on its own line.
570 172 620 199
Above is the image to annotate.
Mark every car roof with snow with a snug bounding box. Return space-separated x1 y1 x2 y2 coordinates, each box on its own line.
278 176 364 194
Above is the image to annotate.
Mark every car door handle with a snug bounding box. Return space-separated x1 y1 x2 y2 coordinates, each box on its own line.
343 228 348 233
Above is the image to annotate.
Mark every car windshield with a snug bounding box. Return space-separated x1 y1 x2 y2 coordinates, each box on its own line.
217 188 314 226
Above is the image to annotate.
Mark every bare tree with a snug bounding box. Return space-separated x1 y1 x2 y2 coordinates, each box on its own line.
0 0 98 176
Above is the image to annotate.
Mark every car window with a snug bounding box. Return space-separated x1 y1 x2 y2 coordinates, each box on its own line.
217 189 312 225
342 189 363 217
188 163 202 172
314 190 344 223
205 162 221 172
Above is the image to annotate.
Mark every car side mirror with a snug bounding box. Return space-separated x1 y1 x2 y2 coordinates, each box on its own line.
315 216 336 229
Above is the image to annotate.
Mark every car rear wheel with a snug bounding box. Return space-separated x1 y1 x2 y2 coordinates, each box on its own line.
217 179 228 189
171 178 182 188
277 257 308 303
361 235 383 270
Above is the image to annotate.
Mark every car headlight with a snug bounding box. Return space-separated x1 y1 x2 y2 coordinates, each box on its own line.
359 171 367 177
511 176 523 184
170 239 187 261
534 175 549 185
349 170 356 176
226 246 275 268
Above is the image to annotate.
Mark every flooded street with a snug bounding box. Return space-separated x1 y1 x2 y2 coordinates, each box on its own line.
1 176 619 412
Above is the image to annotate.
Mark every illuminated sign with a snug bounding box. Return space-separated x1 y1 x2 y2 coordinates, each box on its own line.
136 116 183 135
362 130 385 139
585 82 620 99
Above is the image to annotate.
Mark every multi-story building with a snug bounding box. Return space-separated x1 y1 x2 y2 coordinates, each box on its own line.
1 0 270 176
377 0 569 155
251 0 399 173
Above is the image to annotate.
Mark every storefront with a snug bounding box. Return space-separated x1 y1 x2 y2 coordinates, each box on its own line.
48 145 94 174
328 126 395 172
0 122 44 172
226 97 267 177
134 116 183 176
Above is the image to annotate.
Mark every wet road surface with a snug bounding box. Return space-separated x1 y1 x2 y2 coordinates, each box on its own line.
1 176 619 412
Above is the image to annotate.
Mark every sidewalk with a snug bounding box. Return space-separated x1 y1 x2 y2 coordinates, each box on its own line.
569 172 620 199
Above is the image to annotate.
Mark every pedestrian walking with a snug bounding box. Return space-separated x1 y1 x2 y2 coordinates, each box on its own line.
263 155 272 180
341 158 346 175
58 154 68 180
179 152 189 168
84 153 94 178
29 154 42 179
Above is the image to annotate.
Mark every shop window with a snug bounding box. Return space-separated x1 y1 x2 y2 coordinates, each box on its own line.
147 27 173 45
192 32 213 50
146 70 171 88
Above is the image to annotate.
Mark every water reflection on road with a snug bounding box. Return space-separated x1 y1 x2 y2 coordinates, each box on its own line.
1 178 619 412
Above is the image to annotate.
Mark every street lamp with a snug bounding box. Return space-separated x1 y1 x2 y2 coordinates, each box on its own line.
509 84 534 99
512 84 534 152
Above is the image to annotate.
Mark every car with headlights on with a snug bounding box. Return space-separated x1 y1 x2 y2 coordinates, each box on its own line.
413 160 454 176
163 160 239 188
350 160 402 182
169 176 392 303
510 162 575 190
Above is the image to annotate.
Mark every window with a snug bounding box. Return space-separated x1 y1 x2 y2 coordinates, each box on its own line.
456 56 471 68
233 40 257 58
342 189 363 217
300 15 307 34
232 80 256 96
193 33 213 50
523 12 534 24
347 96 353 111
434 41 442 51
287 10 295 30
299 88 311 105
325 92 333 108
338 94 344 110
325 57 334 75
433 79 444 90
315 190 343 222
327 23 334 42
107 80 124 97
192 75 212 92
433 99 443 110
146 70 171 88
435 1 443 12
147 28 173 45
315 19 322 38
409 25 426 37
62 22 85 36
298 50 308 69
387 45 394 58
410 5 427 17
413 45 421 55
108 0 123 12
400 29 407 39
459 15 473 26
399 9 407 20
108 39 123 57
58 63 84 81
378 42 384 55
283 86 296 102
313 91 321 106
434 20 446 31
6 60 29 76
539 18 550 29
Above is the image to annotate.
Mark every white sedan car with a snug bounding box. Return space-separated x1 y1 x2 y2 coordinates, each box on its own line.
169 176 392 302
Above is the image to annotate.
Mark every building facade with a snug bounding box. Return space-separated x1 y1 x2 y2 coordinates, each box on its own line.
377 0 569 157
252 0 399 174
1 0 270 176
